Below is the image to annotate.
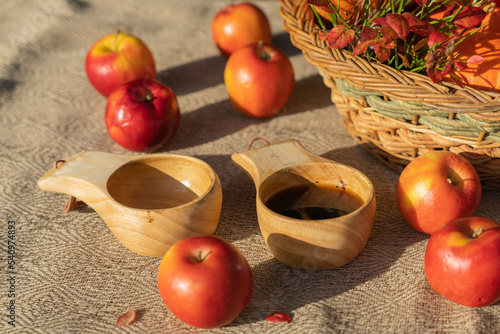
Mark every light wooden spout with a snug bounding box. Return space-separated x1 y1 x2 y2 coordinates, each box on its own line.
231 139 325 189
37 151 131 205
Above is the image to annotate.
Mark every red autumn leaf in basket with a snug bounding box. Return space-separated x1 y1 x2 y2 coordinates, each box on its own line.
453 60 468 71
454 6 487 29
266 312 292 323
427 31 449 48
425 49 444 83
398 52 411 67
375 43 391 63
467 54 485 66
372 17 387 26
360 27 378 42
307 0 331 5
402 12 434 37
414 37 429 51
380 26 400 41
443 4 460 18
441 58 466 88
307 0 335 14
427 67 443 83
353 39 376 56
327 24 355 49
415 0 429 6
385 13 410 39
317 29 330 41
353 27 379 56
441 59 454 76
117 309 136 327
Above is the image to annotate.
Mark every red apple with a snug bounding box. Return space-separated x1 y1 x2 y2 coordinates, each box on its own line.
397 151 482 234
224 42 295 119
425 216 500 307
211 2 272 58
105 78 180 152
157 235 253 329
85 31 156 97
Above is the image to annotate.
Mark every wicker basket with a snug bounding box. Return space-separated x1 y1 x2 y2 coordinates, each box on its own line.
279 0 500 190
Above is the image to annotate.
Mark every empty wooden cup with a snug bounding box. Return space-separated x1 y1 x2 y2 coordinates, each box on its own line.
37 151 223 257
232 139 376 270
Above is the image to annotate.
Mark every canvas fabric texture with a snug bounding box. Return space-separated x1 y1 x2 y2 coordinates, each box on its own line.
1 0 499 333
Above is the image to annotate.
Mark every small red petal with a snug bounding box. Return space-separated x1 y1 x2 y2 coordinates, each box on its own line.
265 312 292 323
117 309 136 327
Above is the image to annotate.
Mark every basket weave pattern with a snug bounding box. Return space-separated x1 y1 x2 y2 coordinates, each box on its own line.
279 0 500 190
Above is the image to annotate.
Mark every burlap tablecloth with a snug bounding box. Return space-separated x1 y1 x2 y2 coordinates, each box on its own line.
1 0 500 332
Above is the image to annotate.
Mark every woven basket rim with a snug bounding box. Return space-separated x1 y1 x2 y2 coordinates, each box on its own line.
279 0 500 118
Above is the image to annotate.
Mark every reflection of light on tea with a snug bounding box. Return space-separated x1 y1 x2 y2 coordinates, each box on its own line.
265 183 364 220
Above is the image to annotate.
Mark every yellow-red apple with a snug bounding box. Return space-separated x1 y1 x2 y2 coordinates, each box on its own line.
425 216 500 307
396 151 481 234
211 3 272 58
224 42 294 119
85 31 156 97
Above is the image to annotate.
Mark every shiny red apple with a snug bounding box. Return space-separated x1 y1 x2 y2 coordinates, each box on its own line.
157 235 253 329
105 78 180 152
397 151 482 234
211 2 272 58
85 31 156 97
425 216 500 307
224 42 295 118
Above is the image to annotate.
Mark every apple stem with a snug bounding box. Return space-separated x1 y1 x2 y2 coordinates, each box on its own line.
446 170 454 185
196 250 212 262
257 40 270 60
471 225 486 239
